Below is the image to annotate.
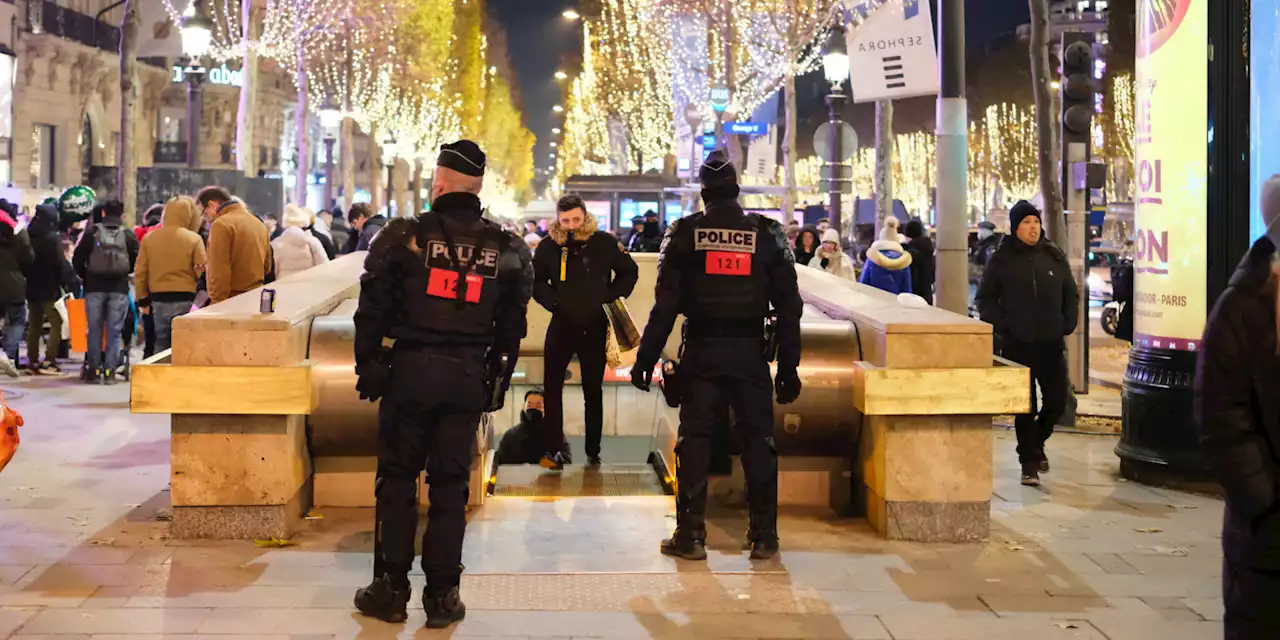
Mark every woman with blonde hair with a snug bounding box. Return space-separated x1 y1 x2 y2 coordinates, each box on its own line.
271 204 329 280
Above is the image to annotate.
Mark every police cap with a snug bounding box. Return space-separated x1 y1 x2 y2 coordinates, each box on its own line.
699 150 738 188
437 140 487 177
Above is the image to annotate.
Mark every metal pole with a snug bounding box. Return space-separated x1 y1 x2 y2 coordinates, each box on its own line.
294 46 309 207
186 68 204 168
934 0 968 314
322 137 335 210
385 163 392 216
827 92 844 238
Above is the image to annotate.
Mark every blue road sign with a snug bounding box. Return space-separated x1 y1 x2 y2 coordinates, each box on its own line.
725 122 767 135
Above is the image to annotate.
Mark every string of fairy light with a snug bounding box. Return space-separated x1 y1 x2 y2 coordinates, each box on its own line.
593 0 674 169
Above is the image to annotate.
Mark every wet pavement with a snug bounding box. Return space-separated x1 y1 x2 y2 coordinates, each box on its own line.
0 375 1223 639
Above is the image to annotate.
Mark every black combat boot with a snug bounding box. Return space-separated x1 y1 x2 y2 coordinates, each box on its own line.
660 526 707 560
423 586 467 629
354 574 411 623
748 536 779 560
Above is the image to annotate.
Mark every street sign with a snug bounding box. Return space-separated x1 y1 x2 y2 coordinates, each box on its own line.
710 86 731 112
820 164 853 180
819 179 854 194
814 122 858 162
845 0 941 103
725 121 767 135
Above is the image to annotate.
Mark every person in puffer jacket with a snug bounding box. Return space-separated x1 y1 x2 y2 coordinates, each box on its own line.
858 217 913 294
808 228 857 280
271 205 329 280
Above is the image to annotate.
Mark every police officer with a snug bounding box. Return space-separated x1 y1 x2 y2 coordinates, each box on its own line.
352 140 533 628
631 150 803 561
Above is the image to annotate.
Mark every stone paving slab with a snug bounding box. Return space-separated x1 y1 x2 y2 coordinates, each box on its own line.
0 373 1229 639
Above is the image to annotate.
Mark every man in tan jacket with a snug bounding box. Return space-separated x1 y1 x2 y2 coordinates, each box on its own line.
196 186 273 304
135 196 206 352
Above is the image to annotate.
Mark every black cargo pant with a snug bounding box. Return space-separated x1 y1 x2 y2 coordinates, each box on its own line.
543 313 608 458
376 343 485 594
675 337 778 538
1000 338 1068 466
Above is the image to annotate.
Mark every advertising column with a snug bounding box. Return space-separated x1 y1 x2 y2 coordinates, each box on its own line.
1119 0 1250 482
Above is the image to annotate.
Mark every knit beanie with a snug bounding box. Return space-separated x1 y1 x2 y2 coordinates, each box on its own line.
1261 175 1280 247
821 228 840 245
1009 200 1041 232
879 217 901 242
283 204 314 229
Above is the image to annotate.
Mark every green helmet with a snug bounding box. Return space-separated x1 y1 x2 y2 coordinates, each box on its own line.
58 185 96 217
40 197 57 207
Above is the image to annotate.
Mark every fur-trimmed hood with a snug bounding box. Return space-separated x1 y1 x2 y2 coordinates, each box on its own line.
866 239 912 271
548 212 598 245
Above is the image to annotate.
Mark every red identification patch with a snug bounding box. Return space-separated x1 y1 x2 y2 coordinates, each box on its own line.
705 251 752 276
427 269 483 303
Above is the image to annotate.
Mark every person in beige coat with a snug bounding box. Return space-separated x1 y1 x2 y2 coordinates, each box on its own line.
135 196 206 353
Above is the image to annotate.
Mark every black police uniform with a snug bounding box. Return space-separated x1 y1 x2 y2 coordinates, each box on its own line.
632 151 803 561
352 142 533 628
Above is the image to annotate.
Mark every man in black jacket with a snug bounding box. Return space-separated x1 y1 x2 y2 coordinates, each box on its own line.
0 201 32 376
25 204 75 374
1198 177 1280 638
976 200 1078 487
495 388 572 466
349 202 387 252
533 194 638 468
72 200 140 384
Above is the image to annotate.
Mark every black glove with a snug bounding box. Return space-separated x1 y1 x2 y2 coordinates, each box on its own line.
631 358 655 392
356 366 389 403
775 364 801 405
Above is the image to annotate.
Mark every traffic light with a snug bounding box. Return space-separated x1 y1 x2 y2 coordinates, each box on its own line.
1060 33 1096 145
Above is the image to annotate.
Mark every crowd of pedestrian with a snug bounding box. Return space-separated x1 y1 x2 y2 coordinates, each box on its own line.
0 185 377 385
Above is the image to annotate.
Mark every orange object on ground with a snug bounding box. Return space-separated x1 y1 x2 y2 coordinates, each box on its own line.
0 391 25 473
67 297 87 353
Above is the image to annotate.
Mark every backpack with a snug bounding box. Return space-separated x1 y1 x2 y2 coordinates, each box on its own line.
87 224 130 277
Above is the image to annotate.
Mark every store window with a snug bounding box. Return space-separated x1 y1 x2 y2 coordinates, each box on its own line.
30 124 54 189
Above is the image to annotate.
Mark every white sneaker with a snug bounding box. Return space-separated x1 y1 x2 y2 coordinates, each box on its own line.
0 354 20 378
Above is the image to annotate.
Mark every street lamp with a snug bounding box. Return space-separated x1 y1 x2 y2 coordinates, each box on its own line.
318 95 342 210
179 0 213 168
552 105 564 113
381 137 396 217
549 142 557 148
554 70 568 80
562 9 580 20
821 25 849 237
552 127 562 134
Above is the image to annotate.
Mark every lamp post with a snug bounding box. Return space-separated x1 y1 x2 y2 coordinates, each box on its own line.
822 25 849 237
179 0 213 169
381 137 396 217
318 96 342 211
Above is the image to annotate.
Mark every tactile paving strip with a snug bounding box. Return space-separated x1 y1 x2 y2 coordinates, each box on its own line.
456 573 826 614
494 464 666 497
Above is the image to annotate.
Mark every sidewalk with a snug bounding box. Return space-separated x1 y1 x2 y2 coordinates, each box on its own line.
0 375 1226 639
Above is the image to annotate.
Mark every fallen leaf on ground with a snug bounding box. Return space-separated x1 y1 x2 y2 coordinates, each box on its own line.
1134 527 1163 533
254 537 295 548
154 509 172 522
1054 622 1079 629
1006 545 1026 551
305 509 324 520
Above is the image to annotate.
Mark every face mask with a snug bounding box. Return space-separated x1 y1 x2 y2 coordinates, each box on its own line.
524 409 543 423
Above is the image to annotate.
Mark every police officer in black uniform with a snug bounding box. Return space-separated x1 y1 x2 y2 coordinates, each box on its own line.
631 150 803 561
352 140 533 629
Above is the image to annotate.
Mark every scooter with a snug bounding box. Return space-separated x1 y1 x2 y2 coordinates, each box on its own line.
1101 300 1125 337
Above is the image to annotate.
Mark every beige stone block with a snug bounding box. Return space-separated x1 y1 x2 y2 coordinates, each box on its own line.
170 414 310 507
855 361 1030 416
883 332 994 369
881 415 993 503
131 363 314 415
169 326 295 367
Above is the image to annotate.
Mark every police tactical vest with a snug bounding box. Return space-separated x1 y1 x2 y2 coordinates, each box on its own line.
683 209 771 321
400 213 510 338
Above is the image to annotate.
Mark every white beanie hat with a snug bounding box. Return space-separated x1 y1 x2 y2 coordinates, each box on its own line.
879 217 901 242
821 228 840 245
283 204 313 229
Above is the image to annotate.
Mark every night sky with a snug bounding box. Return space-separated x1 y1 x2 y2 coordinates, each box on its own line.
487 0 1032 178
